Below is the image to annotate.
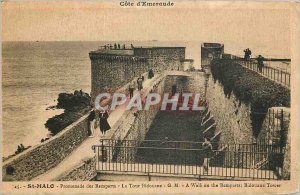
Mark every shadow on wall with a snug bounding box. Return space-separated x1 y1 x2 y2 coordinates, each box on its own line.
210 59 290 138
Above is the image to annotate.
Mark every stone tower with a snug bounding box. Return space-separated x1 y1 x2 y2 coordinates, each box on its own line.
89 46 186 100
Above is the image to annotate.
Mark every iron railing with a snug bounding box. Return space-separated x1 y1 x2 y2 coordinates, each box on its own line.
258 109 290 149
238 60 290 88
92 139 284 180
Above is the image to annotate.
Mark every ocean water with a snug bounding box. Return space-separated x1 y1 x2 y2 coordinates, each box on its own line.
1 41 290 157
2 41 100 157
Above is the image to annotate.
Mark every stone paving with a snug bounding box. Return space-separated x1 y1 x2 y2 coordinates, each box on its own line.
33 71 193 181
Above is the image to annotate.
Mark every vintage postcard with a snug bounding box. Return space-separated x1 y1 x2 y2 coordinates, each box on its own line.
1 0 299 194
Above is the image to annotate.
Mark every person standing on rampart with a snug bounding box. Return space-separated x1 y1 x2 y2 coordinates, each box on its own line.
244 48 250 61
257 55 265 73
171 84 177 96
128 81 135 98
99 109 111 137
247 48 252 60
137 76 143 91
88 110 96 137
202 136 213 173
148 68 154 79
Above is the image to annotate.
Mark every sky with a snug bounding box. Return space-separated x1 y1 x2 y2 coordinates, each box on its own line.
1 1 294 58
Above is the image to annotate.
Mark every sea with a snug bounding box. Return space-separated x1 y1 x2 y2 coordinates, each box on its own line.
1 41 291 157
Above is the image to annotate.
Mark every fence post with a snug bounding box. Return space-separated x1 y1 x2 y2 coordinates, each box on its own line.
284 73 286 86
270 68 272 79
101 139 107 162
280 109 284 154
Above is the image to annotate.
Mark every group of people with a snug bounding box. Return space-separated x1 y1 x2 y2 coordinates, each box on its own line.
243 48 265 73
243 48 252 61
88 109 111 138
128 69 155 98
15 144 25 155
128 75 144 98
103 43 134 50
103 43 125 50
88 69 156 136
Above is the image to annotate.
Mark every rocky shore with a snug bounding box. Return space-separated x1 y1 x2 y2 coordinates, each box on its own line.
45 90 91 135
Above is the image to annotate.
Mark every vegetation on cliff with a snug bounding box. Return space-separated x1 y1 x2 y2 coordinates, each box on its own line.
211 60 290 137
45 90 91 135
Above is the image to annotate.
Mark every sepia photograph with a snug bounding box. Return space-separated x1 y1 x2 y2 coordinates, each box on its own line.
1 1 299 194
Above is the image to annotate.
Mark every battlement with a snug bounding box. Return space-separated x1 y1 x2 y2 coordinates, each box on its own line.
89 46 185 57
90 45 186 99
201 43 224 48
89 49 134 56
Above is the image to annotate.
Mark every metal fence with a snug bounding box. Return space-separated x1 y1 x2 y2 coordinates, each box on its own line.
259 109 290 149
93 139 284 180
239 60 290 88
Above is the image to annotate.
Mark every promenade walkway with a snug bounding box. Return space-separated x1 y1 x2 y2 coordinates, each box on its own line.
33 71 192 181
236 60 291 88
32 74 162 181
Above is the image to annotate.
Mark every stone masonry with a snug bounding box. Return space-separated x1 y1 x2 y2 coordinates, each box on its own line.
89 47 185 100
205 71 254 145
58 157 97 181
201 43 224 67
2 115 90 181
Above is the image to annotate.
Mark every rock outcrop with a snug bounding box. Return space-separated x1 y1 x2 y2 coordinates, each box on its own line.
45 90 91 135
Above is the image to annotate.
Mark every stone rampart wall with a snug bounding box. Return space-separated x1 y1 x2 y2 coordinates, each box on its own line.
134 47 185 72
206 76 254 144
58 157 97 181
90 47 186 100
2 114 91 181
90 54 148 99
